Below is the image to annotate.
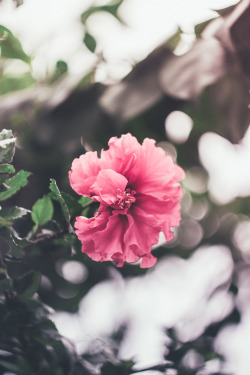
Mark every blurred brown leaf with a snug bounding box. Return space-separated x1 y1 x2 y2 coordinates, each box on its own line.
159 38 229 100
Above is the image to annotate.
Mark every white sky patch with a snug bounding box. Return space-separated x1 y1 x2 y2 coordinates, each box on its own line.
215 267 250 375
198 128 250 204
0 0 239 80
52 245 234 368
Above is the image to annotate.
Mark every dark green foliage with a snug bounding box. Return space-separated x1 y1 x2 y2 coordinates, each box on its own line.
0 125 108 375
0 298 78 375
14 270 41 298
101 360 135 375
31 195 54 227
0 206 29 227
0 128 93 374
0 164 15 174
0 170 31 201
49 179 71 225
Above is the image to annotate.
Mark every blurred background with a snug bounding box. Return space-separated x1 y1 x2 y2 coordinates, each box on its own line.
1 0 250 374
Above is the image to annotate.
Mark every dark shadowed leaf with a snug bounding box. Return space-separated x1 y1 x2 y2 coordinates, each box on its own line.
0 216 12 227
185 69 250 143
0 277 13 292
0 359 20 373
0 278 13 291
8 239 23 258
31 195 53 226
101 360 135 375
0 236 10 254
61 192 82 216
0 227 24 258
204 0 250 77
0 206 29 221
230 0 250 76
49 179 70 224
100 45 173 120
0 170 30 201
14 270 41 298
159 38 229 100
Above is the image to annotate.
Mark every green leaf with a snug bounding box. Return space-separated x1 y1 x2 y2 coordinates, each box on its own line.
78 196 92 207
31 195 53 226
14 270 41 299
101 360 134 375
0 129 16 163
0 216 12 228
0 72 36 96
0 170 30 201
0 359 19 373
61 192 82 216
0 175 8 185
0 236 10 254
0 227 23 258
9 239 23 258
0 164 15 174
0 25 31 64
83 32 97 53
50 60 68 84
81 0 125 24
49 179 70 224
0 206 30 221
0 278 13 292
78 196 93 217
0 216 12 227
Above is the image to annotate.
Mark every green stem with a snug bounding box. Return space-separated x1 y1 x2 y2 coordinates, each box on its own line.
81 200 95 209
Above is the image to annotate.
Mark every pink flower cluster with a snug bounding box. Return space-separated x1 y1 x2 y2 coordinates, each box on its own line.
69 133 184 268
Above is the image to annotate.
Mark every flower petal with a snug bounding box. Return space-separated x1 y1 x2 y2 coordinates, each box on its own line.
140 253 157 268
125 206 161 266
75 207 131 263
100 133 140 180
91 169 128 205
69 151 100 197
132 138 185 197
135 193 181 240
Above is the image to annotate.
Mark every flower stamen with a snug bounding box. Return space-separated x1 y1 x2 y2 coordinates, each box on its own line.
113 188 136 210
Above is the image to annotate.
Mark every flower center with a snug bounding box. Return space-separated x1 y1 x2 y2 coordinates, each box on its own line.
112 188 136 210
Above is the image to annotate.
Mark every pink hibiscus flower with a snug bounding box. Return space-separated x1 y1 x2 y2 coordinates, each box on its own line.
69 133 185 268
